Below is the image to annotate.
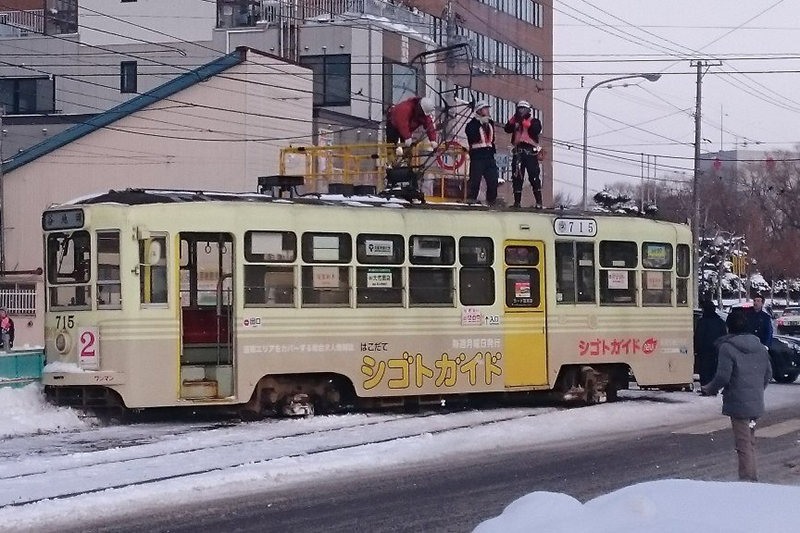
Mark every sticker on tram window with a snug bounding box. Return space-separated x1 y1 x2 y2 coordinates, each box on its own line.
515 281 531 298
461 307 482 326
554 218 597 237
42 209 85 231
78 327 100 370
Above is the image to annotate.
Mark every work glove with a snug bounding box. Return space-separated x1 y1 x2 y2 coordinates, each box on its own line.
404 138 413 147
395 146 405 156
430 141 439 150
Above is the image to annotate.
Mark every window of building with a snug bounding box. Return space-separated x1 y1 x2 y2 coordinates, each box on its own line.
459 237 494 306
299 54 351 106
599 241 637 305
97 231 121 309
555 241 595 304
676 244 691 306
139 235 168 305
384 62 417 106
0 77 55 115
120 61 138 94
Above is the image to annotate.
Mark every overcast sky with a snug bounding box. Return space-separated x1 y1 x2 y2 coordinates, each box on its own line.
552 0 800 200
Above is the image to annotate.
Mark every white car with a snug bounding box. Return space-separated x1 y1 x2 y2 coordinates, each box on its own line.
777 307 800 335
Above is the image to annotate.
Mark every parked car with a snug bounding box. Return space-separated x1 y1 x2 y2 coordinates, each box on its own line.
777 307 800 335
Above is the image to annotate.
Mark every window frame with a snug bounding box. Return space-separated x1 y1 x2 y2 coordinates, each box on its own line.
0 76 55 115
299 54 351 106
676 243 691 306
356 234 404 265
120 61 138 94
245 230 297 263
555 240 596 304
96 230 122 310
599 240 638 306
301 232 352 264
139 233 169 308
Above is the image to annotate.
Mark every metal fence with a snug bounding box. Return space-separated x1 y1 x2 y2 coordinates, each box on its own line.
0 9 45 34
0 287 37 316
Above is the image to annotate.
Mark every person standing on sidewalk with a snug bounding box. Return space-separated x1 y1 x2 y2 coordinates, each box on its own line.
465 100 499 205
701 310 772 481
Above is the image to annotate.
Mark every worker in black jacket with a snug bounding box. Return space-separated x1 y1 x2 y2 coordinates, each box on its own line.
504 100 543 208
465 101 499 205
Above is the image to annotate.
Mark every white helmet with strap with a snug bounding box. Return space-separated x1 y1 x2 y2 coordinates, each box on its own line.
419 96 436 115
517 100 531 110
475 100 490 112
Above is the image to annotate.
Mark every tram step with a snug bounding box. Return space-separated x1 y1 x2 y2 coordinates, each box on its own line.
181 379 218 399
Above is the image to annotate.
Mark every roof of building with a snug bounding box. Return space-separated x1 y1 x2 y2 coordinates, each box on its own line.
1 48 249 175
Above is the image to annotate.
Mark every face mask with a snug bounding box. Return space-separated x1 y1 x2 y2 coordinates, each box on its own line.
478 114 490 124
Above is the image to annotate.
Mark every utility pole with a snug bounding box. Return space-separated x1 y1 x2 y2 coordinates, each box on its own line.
442 0 456 144
691 60 721 305
0 106 5 275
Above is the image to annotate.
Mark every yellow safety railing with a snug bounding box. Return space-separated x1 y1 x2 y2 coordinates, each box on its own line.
279 142 470 202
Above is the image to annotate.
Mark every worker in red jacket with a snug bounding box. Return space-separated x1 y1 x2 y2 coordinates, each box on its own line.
386 96 438 148
505 100 543 208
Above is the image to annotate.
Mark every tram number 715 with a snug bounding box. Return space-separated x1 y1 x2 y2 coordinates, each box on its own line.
56 315 75 329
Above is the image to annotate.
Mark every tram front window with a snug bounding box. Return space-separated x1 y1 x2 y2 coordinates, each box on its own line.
46 231 92 310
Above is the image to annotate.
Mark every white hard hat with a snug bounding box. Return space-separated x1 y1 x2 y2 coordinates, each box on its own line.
517 100 531 109
419 96 435 115
475 100 490 111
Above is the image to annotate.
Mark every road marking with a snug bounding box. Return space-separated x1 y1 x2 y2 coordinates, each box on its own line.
757 419 800 438
673 418 732 435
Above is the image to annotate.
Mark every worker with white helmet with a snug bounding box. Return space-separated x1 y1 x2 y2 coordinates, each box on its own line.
504 100 543 208
385 95 438 148
464 100 499 205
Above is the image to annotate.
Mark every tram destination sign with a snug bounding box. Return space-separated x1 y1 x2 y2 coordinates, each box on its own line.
42 209 85 231
553 217 596 237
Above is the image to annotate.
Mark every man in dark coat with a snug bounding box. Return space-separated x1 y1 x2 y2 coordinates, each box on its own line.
465 100 499 205
702 311 772 481
694 299 727 386
748 295 773 347
504 100 543 208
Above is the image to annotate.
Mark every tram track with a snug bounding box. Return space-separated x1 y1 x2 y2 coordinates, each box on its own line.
0 407 561 509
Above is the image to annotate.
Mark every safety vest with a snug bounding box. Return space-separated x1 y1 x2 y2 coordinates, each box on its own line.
470 122 494 150
512 118 537 147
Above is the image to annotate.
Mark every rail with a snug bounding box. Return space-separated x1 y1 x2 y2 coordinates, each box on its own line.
279 142 470 202
0 9 44 33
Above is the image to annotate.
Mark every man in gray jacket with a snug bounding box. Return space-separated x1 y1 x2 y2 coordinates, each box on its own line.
702 311 772 481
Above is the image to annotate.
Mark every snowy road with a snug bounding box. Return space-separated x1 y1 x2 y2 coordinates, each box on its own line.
3 384 800 532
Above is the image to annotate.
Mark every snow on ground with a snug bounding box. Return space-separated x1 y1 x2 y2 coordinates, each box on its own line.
0 384 88 438
2 386 800 531
472 479 800 533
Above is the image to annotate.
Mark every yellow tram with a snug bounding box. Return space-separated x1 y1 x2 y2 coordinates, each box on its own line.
42 185 693 416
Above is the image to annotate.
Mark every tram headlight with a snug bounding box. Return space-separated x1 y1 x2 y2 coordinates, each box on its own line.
55 331 72 354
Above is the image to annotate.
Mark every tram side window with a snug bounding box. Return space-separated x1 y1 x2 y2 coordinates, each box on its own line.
504 245 541 308
555 241 595 304
356 234 404 306
139 236 168 305
459 237 494 306
97 231 121 309
642 242 673 306
599 241 637 305
409 236 455 306
244 231 296 307
46 231 91 310
302 232 351 306
676 244 691 306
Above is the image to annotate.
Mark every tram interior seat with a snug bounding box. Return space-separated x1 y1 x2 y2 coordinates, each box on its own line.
181 308 232 365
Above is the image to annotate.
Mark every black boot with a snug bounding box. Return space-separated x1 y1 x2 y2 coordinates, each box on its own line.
513 191 522 208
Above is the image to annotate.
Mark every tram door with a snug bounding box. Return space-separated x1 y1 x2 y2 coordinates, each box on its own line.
178 233 235 400
503 241 548 387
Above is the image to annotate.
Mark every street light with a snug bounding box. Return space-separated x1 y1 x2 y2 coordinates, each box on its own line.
582 74 662 211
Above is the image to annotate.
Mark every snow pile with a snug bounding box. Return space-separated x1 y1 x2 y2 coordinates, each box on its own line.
473 479 800 533
42 361 85 373
0 384 87 438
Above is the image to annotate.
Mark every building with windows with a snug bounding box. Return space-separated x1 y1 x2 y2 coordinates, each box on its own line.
0 47 313 344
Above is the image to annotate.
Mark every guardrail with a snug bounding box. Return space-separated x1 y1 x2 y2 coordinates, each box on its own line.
0 349 45 388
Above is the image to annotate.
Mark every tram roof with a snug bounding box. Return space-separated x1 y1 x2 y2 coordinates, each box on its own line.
54 188 675 222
